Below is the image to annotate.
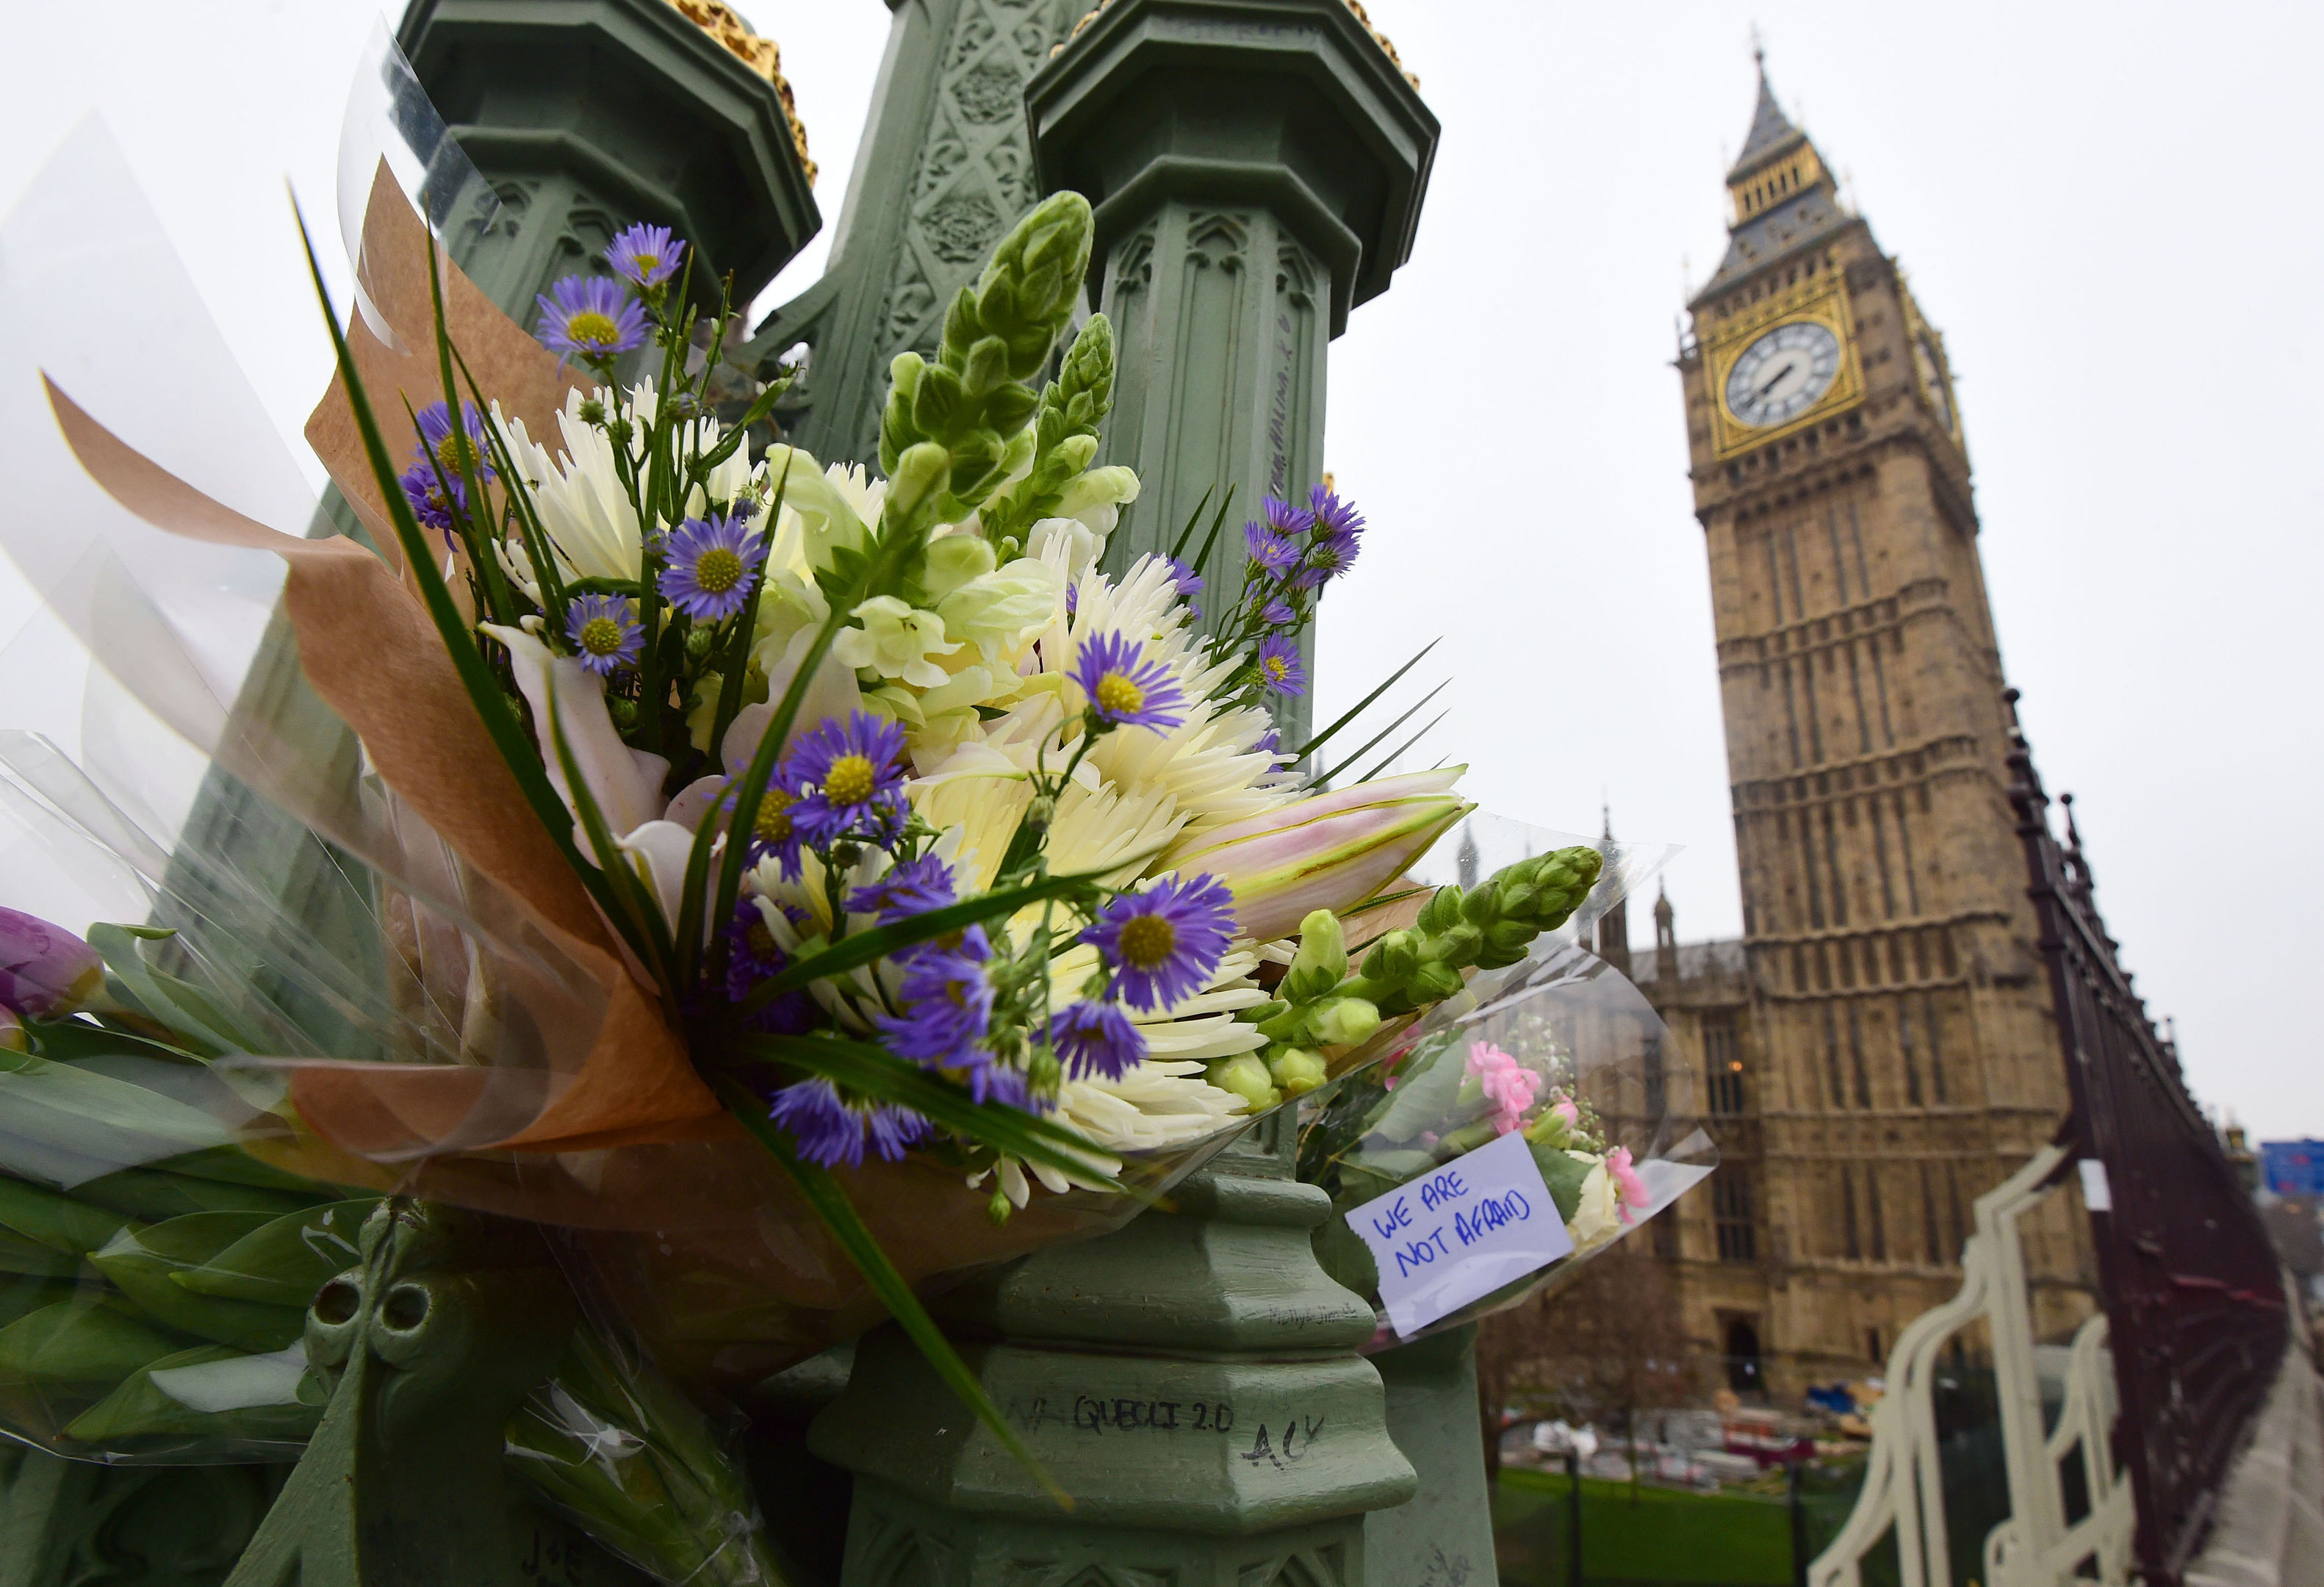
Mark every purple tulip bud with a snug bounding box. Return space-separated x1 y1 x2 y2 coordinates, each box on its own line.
0 1007 24 1053
0 907 106 1019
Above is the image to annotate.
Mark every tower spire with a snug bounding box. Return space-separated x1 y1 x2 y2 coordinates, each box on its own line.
1733 47 1802 173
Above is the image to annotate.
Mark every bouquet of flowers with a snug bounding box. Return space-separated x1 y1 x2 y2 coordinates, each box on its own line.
0 73 1667 1569
0 18 1712 1560
1299 926 1719 1349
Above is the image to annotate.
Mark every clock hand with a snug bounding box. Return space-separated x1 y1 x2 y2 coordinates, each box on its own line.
1756 362 1795 399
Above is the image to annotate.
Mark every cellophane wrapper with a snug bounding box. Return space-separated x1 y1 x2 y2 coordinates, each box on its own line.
0 41 1325 1505
1300 934 1718 1350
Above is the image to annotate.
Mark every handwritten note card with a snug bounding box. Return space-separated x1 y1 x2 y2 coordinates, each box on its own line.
1345 1129 1575 1338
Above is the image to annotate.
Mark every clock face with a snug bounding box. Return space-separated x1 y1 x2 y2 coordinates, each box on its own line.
1724 321 1842 428
1913 335 1954 432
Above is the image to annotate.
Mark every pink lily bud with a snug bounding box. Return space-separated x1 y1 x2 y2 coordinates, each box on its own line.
1166 771 1470 942
0 907 106 1019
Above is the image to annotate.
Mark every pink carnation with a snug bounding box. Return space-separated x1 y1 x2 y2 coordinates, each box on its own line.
1548 1095 1580 1131
1467 1041 1541 1136
1607 1145 1651 1223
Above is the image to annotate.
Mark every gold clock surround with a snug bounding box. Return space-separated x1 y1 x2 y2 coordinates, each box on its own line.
1704 276 1864 459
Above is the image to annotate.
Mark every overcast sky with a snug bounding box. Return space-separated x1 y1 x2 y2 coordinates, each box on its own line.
0 1 2317 1137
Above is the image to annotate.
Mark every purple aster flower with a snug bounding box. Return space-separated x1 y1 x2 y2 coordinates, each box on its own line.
849 854 957 924
1082 874 1236 1012
1244 519 1300 576
1256 633 1306 698
727 781 805 879
414 400 493 483
874 925 996 1071
1295 491 1363 587
1259 595 1298 629
659 511 767 622
1072 630 1186 733
1262 494 1316 537
535 274 649 361
1162 555 1204 622
605 222 687 289
788 711 910 849
1253 725 1282 761
725 898 818 1033
1048 1001 1147 1081
398 462 464 542
564 592 643 676
769 1078 929 1168
1308 484 1364 544
969 1062 1035 1109
1065 581 1079 616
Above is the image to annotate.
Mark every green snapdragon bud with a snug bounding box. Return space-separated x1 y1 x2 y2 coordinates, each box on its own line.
955 191 1093 380
1208 1055 1281 1112
1307 996 1380 1047
1289 909 1348 987
1267 1048 1329 1098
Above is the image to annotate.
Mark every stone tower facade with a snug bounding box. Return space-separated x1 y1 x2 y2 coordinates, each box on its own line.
1648 64 2093 1398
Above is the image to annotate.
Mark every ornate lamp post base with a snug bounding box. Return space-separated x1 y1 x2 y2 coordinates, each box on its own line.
811 1120 1417 1586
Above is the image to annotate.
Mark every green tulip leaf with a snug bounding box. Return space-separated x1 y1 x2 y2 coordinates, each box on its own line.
64 1342 319 1444
175 1198 378 1308
89 1214 306 1354
0 1298 190 1386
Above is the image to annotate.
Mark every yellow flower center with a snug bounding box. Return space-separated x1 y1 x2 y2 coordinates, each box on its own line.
578 616 625 656
633 252 662 276
1118 914 1176 970
567 310 622 349
1095 672 1145 717
824 754 877 806
745 919 778 960
753 788 795 843
1264 655 1290 681
434 433 468 475
694 547 745 595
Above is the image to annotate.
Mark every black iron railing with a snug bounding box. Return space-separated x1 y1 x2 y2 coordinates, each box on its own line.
2004 690 2287 1585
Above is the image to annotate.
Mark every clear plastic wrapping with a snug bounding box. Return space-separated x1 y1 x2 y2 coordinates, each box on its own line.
1300 933 1717 1350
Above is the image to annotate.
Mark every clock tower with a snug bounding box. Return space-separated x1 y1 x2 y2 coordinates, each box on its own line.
1662 60 2092 1392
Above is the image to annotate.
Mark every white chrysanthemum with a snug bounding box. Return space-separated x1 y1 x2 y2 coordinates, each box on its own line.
1041 554 1301 836
1052 1061 1246 1156
495 385 767 597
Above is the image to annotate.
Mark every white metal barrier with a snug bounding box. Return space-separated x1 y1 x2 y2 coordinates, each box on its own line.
1807 1144 2134 1587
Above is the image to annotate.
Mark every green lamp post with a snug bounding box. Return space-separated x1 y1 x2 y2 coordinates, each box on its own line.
1027 0 1436 748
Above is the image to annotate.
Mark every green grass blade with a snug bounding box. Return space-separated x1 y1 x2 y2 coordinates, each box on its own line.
547 697 681 998
1314 677 1450 787
733 1033 1126 1191
289 198 641 952
712 1079 1073 1510
1356 709 1448 785
1165 485 1215 563
1188 481 1236 580
422 239 514 623
731 866 1106 1017
1292 637 1439 766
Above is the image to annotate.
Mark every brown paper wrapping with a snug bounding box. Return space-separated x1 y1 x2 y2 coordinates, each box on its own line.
40 169 721 1157
38 170 1240 1378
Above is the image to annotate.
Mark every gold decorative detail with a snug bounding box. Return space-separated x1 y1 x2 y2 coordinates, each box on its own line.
1729 142 1825 226
1702 274 1864 460
1055 0 1420 88
664 0 817 184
